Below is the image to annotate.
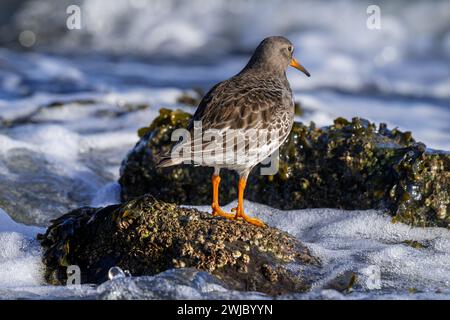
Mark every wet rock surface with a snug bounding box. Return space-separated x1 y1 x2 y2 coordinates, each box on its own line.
119 109 449 228
38 194 319 296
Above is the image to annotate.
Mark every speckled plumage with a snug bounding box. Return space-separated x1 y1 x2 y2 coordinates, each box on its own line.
160 36 299 177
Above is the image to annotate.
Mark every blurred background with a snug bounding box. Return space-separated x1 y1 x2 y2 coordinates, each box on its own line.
0 0 449 225
0 0 449 143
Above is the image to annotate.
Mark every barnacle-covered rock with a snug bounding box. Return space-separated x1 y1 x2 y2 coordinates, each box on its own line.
38 195 318 295
119 109 449 228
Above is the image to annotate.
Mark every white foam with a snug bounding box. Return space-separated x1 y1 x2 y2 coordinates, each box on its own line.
190 201 450 297
11 125 80 161
90 182 121 207
0 209 43 237
0 209 45 288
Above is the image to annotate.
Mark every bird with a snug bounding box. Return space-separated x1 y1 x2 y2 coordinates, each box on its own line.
157 36 310 227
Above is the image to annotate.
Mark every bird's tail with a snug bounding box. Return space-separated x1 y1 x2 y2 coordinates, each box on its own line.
155 152 185 168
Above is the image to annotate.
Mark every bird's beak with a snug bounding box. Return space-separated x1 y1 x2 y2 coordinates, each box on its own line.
290 58 310 77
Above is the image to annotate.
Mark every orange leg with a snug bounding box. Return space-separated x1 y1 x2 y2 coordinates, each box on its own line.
232 178 265 227
211 175 234 219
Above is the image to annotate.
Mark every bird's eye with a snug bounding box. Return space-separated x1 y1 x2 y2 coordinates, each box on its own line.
288 46 293 53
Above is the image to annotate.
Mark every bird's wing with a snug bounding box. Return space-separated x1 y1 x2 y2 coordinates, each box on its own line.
188 77 291 132
182 76 293 165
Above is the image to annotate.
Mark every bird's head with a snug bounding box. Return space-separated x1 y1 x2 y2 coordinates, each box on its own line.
246 36 310 77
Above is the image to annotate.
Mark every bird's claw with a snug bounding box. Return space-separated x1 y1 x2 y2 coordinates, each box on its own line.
212 206 265 228
211 204 235 219
231 207 266 228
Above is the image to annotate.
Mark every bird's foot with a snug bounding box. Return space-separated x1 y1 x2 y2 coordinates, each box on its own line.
211 203 235 220
231 207 266 228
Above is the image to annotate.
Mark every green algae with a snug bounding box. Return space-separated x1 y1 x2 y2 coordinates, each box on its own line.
401 240 427 249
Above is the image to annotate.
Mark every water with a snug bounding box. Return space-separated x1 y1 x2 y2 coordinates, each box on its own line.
0 0 449 299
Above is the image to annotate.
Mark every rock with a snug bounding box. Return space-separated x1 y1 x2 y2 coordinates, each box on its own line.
38 194 319 296
324 271 358 293
119 109 449 228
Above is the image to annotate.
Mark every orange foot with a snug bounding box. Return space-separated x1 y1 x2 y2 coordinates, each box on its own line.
231 207 266 228
211 203 235 220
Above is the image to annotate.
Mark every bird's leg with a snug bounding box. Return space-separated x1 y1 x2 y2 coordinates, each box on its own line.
232 178 265 227
211 174 234 219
